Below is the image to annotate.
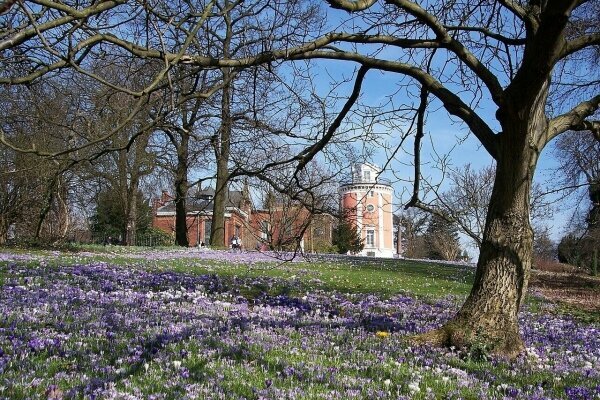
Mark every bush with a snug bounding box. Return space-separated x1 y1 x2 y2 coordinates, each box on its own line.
558 233 600 275
558 234 579 264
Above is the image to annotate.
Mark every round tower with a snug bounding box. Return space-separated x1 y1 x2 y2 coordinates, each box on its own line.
340 163 394 257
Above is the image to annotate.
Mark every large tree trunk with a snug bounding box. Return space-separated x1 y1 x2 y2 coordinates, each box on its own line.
125 185 138 246
174 134 190 247
35 172 59 240
210 9 234 248
210 68 232 248
0 215 8 244
416 85 547 358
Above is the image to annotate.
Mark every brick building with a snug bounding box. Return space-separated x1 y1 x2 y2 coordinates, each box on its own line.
152 187 334 250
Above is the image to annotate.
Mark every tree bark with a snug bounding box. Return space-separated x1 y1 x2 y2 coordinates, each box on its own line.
174 133 190 247
0 215 8 244
210 70 232 248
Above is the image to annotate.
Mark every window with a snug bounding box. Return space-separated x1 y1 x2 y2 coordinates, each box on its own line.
366 204 375 212
260 220 270 240
366 230 375 246
369 191 374 197
363 170 371 182
204 220 212 245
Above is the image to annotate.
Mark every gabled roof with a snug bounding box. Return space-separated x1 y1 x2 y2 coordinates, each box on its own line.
156 188 247 214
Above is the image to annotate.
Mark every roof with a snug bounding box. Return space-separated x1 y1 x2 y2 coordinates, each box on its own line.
156 188 247 214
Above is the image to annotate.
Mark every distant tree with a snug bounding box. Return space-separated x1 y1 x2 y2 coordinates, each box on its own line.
557 234 580 265
424 214 461 261
428 164 552 249
0 83 76 243
90 189 152 243
532 226 556 263
0 148 40 243
554 130 600 273
332 219 364 254
397 209 429 259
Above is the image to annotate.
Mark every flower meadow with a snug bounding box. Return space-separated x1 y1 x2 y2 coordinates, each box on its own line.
0 249 599 399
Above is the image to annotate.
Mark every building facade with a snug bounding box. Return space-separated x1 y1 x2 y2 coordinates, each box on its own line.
340 163 395 257
152 188 250 247
152 188 334 251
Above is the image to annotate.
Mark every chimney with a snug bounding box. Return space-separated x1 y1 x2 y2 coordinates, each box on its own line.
160 190 172 204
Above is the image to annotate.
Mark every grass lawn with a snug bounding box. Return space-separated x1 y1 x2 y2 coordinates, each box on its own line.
0 247 598 399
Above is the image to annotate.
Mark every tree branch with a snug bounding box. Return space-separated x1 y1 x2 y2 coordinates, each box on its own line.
293 65 370 179
497 0 527 20
387 0 504 104
406 86 429 209
562 33 600 59
444 25 526 46
0 0 17 14
0 0 124 51
325 0 377 12
296 50 499 158
548 94 600 142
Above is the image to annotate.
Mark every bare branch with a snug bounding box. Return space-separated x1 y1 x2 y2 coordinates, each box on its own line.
293 66 370 178
0 0 124 51
295 50 499 158
562 33 600 58
573 121 600 138
387 0 504 104
444 25 526 46
497 0 527 20
548 94 600 141
0 0 17 14
406 86 428 209
325 0 377 12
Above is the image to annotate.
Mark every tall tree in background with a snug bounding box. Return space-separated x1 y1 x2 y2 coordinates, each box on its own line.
554 130 600 271
152 67 220 247
208 0 322 247
0 82 78 242
90 188 152 242
424 214 461 261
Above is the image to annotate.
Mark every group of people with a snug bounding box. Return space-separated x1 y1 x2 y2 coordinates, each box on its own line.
230 235 242 251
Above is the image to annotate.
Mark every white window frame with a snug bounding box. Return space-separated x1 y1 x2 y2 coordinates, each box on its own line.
366 229 375 247
260 220 270 240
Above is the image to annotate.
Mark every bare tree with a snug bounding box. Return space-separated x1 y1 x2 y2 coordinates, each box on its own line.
150 67 222 247
206 0 323 247
554 130 600 228
554 130 600 271
0 81 81 242
423 164 552 251
423 214 462 261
